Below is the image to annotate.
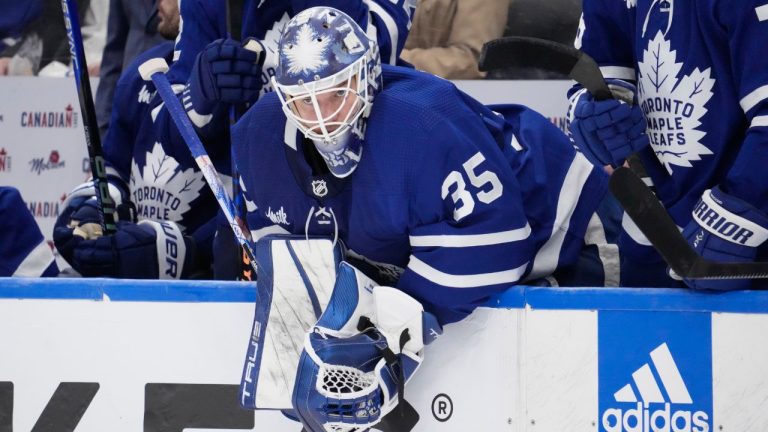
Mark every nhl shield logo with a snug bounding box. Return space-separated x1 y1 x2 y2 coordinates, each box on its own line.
311 180 328 197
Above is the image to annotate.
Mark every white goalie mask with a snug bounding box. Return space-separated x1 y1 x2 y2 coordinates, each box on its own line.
272 7 382 177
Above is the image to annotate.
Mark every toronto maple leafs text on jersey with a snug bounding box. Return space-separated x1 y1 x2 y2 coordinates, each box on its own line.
103 42 231 236
577 0 768 223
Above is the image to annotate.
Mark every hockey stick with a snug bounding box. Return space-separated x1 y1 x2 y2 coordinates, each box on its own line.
478 36 613 101
226 0 254 281
226 0 244 46
61 0 117 235
137 58 258 271
610 167 768 280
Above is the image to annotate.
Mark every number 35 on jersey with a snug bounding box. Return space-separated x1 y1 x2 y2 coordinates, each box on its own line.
442 152 503 221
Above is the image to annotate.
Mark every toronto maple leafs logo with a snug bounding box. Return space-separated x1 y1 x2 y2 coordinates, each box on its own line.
637 32 714 174
284 24 332 76
130 142 206 226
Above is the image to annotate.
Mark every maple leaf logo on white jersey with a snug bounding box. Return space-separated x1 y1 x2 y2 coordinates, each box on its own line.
130 142 206 227
285 24 331 75
637 31 714 174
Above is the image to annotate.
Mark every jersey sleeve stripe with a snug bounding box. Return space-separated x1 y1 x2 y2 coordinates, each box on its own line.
740 84 768 113
408 256 528 288
527 153 594 280
756 4 768 21
250 224 291 242
622 211 652 246
599 66 636 81
409 224 531 247
13 241 55 277
584 212 620 286
367 1 399 65
751 115 768 128
284 121 299 150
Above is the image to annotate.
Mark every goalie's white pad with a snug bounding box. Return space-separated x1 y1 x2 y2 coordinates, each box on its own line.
240 235 343 410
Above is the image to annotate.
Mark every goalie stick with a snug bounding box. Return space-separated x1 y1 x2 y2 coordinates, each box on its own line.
480 36 768 281
610 167 768 280
61 0 117 235
137 58 258 272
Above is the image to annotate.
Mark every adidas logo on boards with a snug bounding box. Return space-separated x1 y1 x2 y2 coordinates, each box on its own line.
601 343 709 432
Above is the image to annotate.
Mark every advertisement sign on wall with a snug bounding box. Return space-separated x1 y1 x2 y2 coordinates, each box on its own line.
598 312 712 432
2 281 768 431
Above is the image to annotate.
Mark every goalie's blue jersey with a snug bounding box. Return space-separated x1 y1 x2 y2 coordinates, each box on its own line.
103 42 230 237
232 65 609 323
0 187 58 277
577 0 768 223
168 0 415 88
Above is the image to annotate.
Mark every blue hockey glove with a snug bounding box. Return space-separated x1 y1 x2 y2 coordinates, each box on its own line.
185 38 264 127
680 186 768 290
292 263 442 432
55 179 133 238
568 79 649 167
53 219 196 279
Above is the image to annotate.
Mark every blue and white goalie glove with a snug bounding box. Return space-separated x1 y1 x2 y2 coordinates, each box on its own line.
185 38 264 128
568 79 649 167
292 262 442 432
681 186 768 290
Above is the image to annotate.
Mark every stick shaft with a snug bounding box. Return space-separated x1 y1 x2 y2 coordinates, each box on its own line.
226 0 253 280
479 36 612 100
61 0 117 234
148 69 258 271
